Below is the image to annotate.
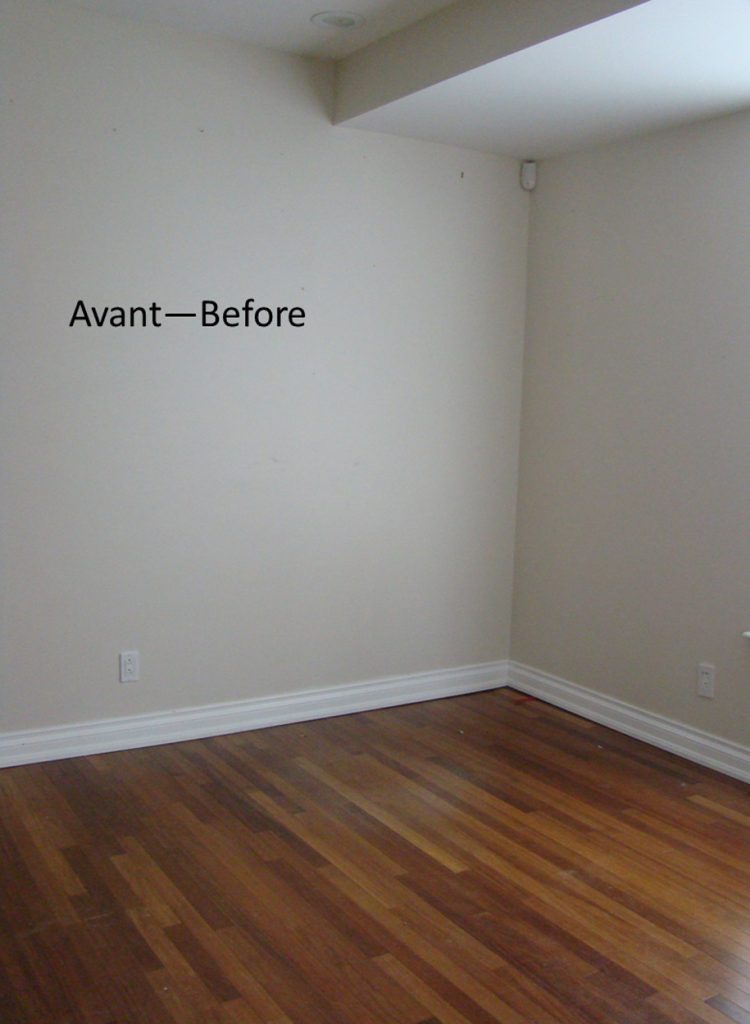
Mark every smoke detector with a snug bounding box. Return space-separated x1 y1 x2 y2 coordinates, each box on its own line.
311 11 366 29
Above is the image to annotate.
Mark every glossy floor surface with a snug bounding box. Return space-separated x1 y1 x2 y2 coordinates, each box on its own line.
2 689 750 1023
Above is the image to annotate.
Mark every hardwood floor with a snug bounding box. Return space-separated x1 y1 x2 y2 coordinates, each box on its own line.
2 688 750 1024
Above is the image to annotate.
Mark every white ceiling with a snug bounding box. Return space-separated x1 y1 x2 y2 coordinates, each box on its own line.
70 0 750 157
73 0 456 59
346 0 750 157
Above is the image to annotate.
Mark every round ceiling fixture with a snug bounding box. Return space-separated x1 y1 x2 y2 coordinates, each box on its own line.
310 11 365 30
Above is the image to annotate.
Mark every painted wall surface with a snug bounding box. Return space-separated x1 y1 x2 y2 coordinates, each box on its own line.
1 0 528 730
512 111 750 745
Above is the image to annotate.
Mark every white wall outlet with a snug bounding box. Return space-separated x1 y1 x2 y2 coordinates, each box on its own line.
119 650 139 683
697 662 715 699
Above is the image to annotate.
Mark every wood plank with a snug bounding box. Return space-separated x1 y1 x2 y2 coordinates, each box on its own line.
1 688 749 1023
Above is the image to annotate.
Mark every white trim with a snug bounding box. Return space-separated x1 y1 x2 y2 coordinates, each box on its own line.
0 661 509 768
509 661 750 785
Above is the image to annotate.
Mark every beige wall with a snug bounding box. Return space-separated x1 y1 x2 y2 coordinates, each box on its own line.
1 0 528 731
512 111 750 745
8 0 747 752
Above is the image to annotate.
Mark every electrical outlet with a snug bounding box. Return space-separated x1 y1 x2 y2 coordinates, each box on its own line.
697 662 715 699
119 650 139 683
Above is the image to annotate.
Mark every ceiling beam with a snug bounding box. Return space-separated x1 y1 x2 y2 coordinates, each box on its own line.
334 0 651 123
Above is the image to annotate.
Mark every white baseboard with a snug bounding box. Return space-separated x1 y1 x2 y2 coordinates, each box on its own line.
6 658 746 784
509 661 750 785
0 660 509 768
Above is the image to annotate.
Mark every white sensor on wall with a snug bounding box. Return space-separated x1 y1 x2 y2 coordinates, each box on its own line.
119 651 139 683
520 161 537 192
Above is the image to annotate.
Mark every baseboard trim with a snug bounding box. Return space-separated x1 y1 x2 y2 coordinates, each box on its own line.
8 658 744 782
508 661 750 785
0 660 509 768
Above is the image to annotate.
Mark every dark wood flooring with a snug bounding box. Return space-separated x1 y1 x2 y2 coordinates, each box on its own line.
2 688 750 1024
